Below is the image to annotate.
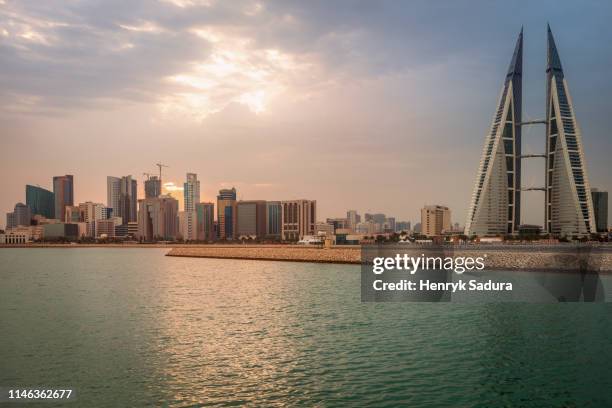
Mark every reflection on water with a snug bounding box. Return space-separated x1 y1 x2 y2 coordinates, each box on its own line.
1 249 612 407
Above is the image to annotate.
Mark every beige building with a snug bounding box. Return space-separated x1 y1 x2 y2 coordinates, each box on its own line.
178 211 197 241
78 201 104 237
137 195 179 241
421 205 451 236
95 219 116 238
281 199 316 241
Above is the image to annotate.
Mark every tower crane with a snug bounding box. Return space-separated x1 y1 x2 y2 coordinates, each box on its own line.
155 162 169 181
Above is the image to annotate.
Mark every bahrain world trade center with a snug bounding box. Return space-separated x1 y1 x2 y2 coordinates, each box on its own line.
465 26 596 238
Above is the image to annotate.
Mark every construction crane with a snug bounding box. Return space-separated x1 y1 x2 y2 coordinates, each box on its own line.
155 162 169 180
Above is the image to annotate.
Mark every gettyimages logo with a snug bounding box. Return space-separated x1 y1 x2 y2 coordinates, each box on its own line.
372 254 487 275
361 243 611 303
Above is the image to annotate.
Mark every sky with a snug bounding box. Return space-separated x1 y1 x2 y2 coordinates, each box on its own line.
1 0 611 229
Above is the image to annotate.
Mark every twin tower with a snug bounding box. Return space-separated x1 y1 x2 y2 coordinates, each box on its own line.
466 25 596 238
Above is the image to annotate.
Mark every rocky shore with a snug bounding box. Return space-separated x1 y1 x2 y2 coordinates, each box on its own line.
167 245 361 264
167 245 612 272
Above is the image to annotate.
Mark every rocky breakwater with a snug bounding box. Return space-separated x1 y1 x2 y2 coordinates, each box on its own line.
166 245 361 264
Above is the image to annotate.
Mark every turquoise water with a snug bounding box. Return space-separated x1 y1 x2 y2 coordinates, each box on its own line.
1 248 611 407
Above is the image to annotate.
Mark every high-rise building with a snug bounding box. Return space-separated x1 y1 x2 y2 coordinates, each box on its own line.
53 175 74 221
6 203 31 229
78 202 104 237
196 202 215 241
178 211 197 241
25 185 54 219
217 188 237 240
396 221 411 233
591 189 608 233
266 201 282 239
64 206 81 223
466 27 598 238
421 205 451 237
108 176 137 224
544 26 596 237
236 200 266 238
144 176 162 198
121 176 138 224
386 217 396 233
346 210 361 232
281 199 316 241
137 195 179 241
183 173 200 212
466 29 522 237
107 176 121 216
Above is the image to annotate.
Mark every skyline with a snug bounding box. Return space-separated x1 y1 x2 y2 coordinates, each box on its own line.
2 1 612 229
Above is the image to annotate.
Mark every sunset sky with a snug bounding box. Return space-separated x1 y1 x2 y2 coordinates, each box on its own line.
1 0 611 229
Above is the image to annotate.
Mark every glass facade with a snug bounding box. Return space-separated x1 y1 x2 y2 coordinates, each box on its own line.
25 184 55 219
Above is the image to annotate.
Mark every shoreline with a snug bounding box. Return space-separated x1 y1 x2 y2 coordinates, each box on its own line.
2 244 612 272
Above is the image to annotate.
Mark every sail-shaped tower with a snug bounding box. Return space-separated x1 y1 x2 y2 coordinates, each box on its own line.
544 25 596 237
465 29 523 236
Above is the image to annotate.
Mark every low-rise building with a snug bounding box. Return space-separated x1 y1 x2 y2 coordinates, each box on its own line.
43 223 79 241
281 199 316 241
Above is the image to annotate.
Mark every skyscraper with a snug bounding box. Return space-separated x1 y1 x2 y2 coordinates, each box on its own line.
466 29 522 237
544 25 596 237
196 202 215 241
591 189 608 233
6 203 31 228
346 210 361 232
137 195 179 241
53 175 74 221
217 187 237 239
107 176 137 224
183 173 200 212
144 176 162 198
25 185 54 219
120 176 138 224
106 176 121 217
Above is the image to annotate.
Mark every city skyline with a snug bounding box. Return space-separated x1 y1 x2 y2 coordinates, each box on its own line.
2 2 612 228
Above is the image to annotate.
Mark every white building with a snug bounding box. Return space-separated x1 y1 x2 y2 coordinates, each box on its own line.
281 199 316 241
78 202 104 237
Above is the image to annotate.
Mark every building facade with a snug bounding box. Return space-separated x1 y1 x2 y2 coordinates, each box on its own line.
107 175 137 224
544 26 596 237
6 203 31 229
137 195 179 241
195 202 215 241
236 200 266 238
591 189 608 233
25 185 54 219
78 202 104 237
466 29 522 237
421 205 451 237
178 211 197 241
183 173 200 212
217 188 237 240
266 201 282 239
53 175 74 222
346 210 361 232
144 176 162 198
281 199 316 241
